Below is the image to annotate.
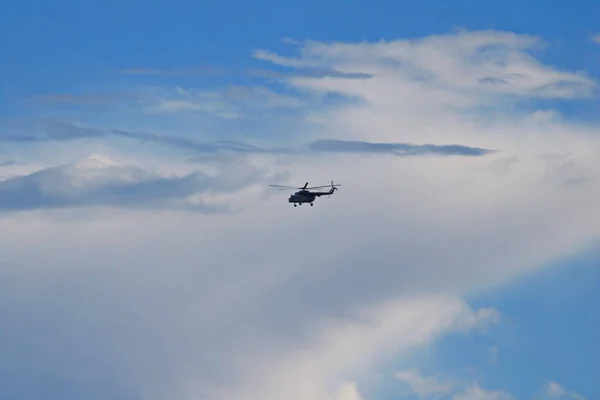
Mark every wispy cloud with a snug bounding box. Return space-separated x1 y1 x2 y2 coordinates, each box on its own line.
0 120 494 157
591 34 600 44
0 160 20 166
0 119 103 142
111 128 289 154
32 92 136 106
112 131 494 157
308 139 493 156
119 64 371 80
245 67 372 79
135 85 308 118
120 65 230 76
28 84 308 119
253 48 311 68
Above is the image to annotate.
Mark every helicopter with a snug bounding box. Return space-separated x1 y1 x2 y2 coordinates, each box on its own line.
268 181 341 207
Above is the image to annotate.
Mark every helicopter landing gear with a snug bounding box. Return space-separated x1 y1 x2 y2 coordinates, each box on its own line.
293 204 297 207
310 203 313 206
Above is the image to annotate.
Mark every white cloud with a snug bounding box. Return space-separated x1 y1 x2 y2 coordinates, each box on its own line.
394 369 455 397
541 381 586 400
205 296 498 400
453 383 514 400
329 382 366 400
254 30 598 149
392 369 518 400
258 30 596 104
0 153 277 212
592 34 600 44
1 29 600 400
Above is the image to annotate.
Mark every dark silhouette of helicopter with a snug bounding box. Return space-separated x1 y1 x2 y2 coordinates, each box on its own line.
268 181 341 207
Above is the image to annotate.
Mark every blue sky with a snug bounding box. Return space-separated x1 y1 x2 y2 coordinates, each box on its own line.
366 251 600 400
1 1 599 400
426 251 599 399
457 251 599 399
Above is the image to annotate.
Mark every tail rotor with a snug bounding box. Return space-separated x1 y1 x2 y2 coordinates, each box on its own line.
329 180 339 197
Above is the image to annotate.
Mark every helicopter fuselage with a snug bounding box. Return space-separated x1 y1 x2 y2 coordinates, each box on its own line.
288 188 335 206
288 190 316 204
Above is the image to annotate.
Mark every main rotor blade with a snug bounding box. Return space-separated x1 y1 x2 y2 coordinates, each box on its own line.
269 183 341 190
268 185 302 189
305 184 341 189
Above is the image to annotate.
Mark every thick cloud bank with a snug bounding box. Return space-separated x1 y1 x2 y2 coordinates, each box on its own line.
1 30 599 400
